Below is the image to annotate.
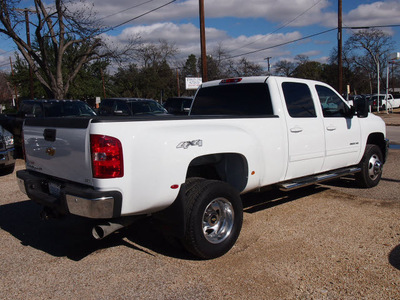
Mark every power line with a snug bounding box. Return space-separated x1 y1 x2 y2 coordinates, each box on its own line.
105 0 177 32
227 28 338 60
226 23 400 61
97 0 156 22
0 62 11 68
344 24 400 29
228 0 325 55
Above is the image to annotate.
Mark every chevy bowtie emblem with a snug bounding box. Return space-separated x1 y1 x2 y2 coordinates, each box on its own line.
46 147 56 156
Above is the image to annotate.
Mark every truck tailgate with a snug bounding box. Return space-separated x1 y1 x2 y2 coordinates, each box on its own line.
23 118 93 185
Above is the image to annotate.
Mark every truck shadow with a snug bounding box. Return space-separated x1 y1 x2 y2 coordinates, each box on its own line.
0 186 328 261
0 198 193 260
319 176 400 189
389 244 400 270
242 185 328 213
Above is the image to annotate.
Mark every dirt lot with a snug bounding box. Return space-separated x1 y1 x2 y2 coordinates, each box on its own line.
1 131 400 299
374 107 400 126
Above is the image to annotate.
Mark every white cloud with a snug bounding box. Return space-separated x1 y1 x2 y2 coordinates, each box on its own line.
101 21 306 67
87 0 333 27
345 1 400 26
301 50 322 57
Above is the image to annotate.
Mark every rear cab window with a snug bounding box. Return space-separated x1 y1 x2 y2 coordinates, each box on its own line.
282 82 316 118
191 83 273 116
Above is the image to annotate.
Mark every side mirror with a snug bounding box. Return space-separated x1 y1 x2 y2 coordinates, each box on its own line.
355 98 369 118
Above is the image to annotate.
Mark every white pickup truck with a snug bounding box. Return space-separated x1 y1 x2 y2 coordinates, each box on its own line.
17 76 388 259
371 93 400 110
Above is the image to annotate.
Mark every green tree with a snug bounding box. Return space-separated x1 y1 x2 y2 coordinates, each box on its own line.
183 54 198 78
110 64 140 98
292 61 323 81
0 71 13 107
11 55 48 99
110 41 178 100
66 60 110 100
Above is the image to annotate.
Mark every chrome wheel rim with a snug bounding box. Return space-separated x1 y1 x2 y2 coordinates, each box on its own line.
202 197 234 244
368 153 382 181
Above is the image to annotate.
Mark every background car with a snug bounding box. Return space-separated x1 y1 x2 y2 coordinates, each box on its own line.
98 98 168 116
0 125 15 175
0 99 96 157
163 97 193 115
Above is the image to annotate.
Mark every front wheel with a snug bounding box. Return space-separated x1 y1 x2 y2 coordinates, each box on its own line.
182 179 243 259
355 144 383 188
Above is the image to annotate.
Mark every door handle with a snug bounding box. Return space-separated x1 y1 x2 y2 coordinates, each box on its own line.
290 127 303 133
326 125 336 131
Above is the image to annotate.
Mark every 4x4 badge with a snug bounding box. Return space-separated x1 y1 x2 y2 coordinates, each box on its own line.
177 140 203 149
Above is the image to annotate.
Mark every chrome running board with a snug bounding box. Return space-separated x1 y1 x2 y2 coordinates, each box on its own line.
278 167 361 191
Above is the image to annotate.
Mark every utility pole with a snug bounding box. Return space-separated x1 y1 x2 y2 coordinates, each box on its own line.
199 0 207 82
9 57 19 108
15 8 35 99
176 69 180 97
264 57 272 74
100 69 106 99
338 0 343 95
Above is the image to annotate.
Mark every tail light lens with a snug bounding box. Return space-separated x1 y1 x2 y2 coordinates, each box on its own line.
90 134 123 178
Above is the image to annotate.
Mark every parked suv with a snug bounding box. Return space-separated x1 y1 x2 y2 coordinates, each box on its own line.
163 97 193 115
98 98 167 116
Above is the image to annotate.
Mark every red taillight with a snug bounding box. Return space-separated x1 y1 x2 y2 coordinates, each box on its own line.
90 134 123 178
220 78 242 84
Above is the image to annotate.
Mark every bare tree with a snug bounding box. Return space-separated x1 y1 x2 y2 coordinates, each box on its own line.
227 57 263 77
0 0 135 99
274 60 296 77
344 29 395 93
135 40 178 68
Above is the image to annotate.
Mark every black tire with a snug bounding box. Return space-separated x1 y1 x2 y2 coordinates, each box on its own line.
182 179 243 259
0 163 15 176
355 144 383 188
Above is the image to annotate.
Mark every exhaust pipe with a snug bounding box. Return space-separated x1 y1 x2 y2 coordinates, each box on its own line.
92 217 138 240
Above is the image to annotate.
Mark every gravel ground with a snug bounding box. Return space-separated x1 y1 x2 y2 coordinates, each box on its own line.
0 145 399 299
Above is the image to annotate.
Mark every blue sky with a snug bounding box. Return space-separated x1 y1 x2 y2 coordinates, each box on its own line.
0 0 399 72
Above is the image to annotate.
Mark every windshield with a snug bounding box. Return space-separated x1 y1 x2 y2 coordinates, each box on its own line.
43 101 96 117
128 101 166 114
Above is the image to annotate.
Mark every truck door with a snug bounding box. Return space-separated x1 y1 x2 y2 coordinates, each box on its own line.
281 81 325 180
315 84 361 171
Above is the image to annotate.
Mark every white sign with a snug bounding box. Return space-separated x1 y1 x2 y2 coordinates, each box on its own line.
185 77 202 90
389 52 400 61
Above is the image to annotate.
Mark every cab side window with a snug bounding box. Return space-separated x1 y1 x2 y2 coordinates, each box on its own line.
282 82 316 118
316 85 348 118
114 101 130 115
32 103 43 117
19 102 34 116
